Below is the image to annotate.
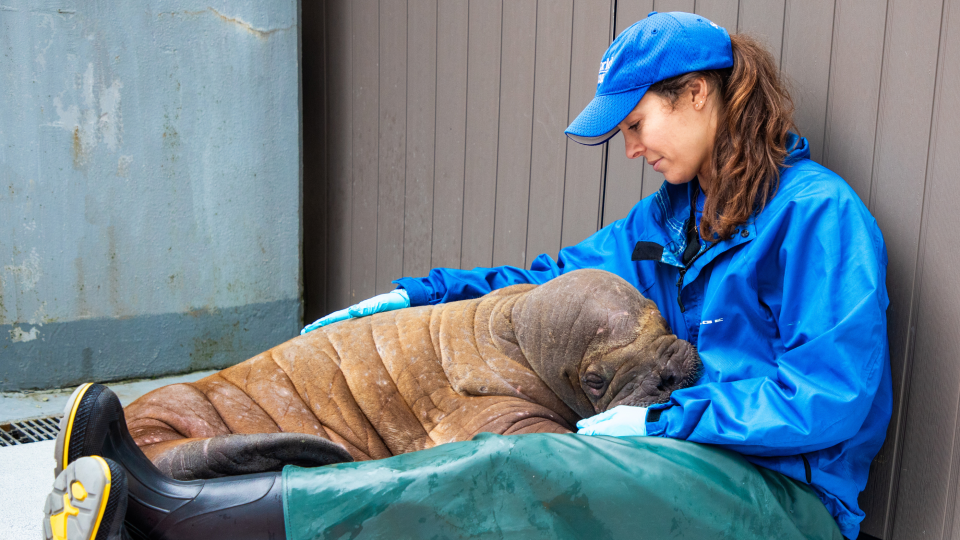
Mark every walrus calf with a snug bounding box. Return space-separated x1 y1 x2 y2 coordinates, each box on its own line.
124 269 701 479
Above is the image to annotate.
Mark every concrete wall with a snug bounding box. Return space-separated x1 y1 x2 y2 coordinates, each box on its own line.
0 0 302 391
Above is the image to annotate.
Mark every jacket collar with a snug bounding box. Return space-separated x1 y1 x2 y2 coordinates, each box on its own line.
635 133 809 271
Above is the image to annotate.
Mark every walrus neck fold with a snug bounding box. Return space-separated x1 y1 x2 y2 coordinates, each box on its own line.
511 279 607 419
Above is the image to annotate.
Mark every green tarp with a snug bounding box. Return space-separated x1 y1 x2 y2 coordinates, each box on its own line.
283 433 843 540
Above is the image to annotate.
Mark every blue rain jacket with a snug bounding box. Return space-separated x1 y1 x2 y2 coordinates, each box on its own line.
394 135 891 539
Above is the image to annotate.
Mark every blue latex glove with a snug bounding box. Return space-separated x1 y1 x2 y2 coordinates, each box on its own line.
301 289 411 334
576 405 649 437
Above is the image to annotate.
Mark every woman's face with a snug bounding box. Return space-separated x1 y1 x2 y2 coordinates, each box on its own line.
617 81 717 187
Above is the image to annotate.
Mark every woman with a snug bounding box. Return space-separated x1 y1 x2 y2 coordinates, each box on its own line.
48 12 887 540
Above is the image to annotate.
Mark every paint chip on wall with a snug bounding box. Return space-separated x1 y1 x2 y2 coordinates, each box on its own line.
10 326 39 343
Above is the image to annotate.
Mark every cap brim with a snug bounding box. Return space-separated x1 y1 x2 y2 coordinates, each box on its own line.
564 85 651 146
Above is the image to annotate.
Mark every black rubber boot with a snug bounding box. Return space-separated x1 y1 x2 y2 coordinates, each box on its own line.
54 383 287 540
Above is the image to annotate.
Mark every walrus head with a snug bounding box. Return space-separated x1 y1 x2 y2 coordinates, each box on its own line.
513 269 702 418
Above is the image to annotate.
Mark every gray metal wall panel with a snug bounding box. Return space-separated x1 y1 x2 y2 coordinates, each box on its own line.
349 0 380 302
561 0 613 249
461 0 503 271
324 0 354 313
888 0 957 535
526 0 574 262
402 0 438 280
871 0 947 537
894 4 960 534
377 0 408 294
781 0 836 162
695 0 740 32
821 0 886 204
492 0 537 269
430 0 468 270
654 0 695 14
737 0 785 64
819 3 889 534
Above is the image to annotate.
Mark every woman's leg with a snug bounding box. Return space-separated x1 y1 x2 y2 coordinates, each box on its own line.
283 432 846 540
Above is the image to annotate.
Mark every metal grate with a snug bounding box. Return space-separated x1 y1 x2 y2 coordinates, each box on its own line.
0 415 62 447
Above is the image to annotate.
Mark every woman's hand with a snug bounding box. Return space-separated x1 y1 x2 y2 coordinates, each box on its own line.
301 289 411 334
576 405 649 437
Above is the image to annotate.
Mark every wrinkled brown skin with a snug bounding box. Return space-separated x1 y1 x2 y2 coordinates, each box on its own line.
126 269 700 468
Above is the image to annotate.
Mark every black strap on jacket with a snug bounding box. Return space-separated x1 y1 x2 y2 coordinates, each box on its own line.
681 187 701 266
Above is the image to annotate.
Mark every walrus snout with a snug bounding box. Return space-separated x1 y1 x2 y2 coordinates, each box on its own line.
654 339 702 398
603 337 702 411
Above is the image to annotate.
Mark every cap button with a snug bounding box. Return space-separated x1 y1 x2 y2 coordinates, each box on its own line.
648 11 658 17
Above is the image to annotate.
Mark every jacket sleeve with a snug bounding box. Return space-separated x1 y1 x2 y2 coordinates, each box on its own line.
645 185 890 457
393 204 649 306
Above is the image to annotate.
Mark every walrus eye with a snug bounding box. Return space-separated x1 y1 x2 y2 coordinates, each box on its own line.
582 373 606 392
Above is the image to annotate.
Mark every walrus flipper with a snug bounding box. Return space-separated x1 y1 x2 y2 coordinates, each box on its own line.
152 433 354 480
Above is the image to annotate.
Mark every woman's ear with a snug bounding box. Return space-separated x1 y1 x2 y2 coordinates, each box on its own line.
691 78 709 110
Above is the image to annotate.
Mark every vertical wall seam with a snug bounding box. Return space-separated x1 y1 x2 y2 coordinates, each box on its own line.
819 0 838 164
323 0 331 315
874 0 930 535
320 0 330 315
735 0 741 33
928 3 958 536
778 0 788 69
375 0 382 292
400 0 409 281
348 0 356 302
490 0 504 268
598 0 616 232
522 0 539 269
884 0 950 537
863 6 893 535
429 0 440 269
559 1 575 252
867 0 924 538
867 0 893 213
297 0 305 325
459 0 470 269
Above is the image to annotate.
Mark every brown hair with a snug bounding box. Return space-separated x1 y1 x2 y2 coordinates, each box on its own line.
648 34 797 241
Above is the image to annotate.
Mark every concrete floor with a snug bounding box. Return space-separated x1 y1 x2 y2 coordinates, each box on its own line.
0 371 215 540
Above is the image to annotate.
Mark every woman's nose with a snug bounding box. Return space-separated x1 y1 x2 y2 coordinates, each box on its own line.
624 137 644 160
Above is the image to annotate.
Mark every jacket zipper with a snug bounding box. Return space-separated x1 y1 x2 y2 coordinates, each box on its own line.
676 187 713 314
801 454 812 483
676 242 714 313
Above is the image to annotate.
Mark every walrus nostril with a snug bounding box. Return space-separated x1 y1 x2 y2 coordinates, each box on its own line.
657 369 679 392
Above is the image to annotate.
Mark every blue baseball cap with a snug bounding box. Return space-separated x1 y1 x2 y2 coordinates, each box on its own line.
565 12 733 146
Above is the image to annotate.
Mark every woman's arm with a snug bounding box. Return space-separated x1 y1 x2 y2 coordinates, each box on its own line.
646 182 891 457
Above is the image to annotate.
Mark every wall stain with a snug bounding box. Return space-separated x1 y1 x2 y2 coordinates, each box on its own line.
107 225 121 316
75 257 90 319
189 328 237 371
0 267 5 325
71 126 84 168
207 8 294 40
81 347 94 379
